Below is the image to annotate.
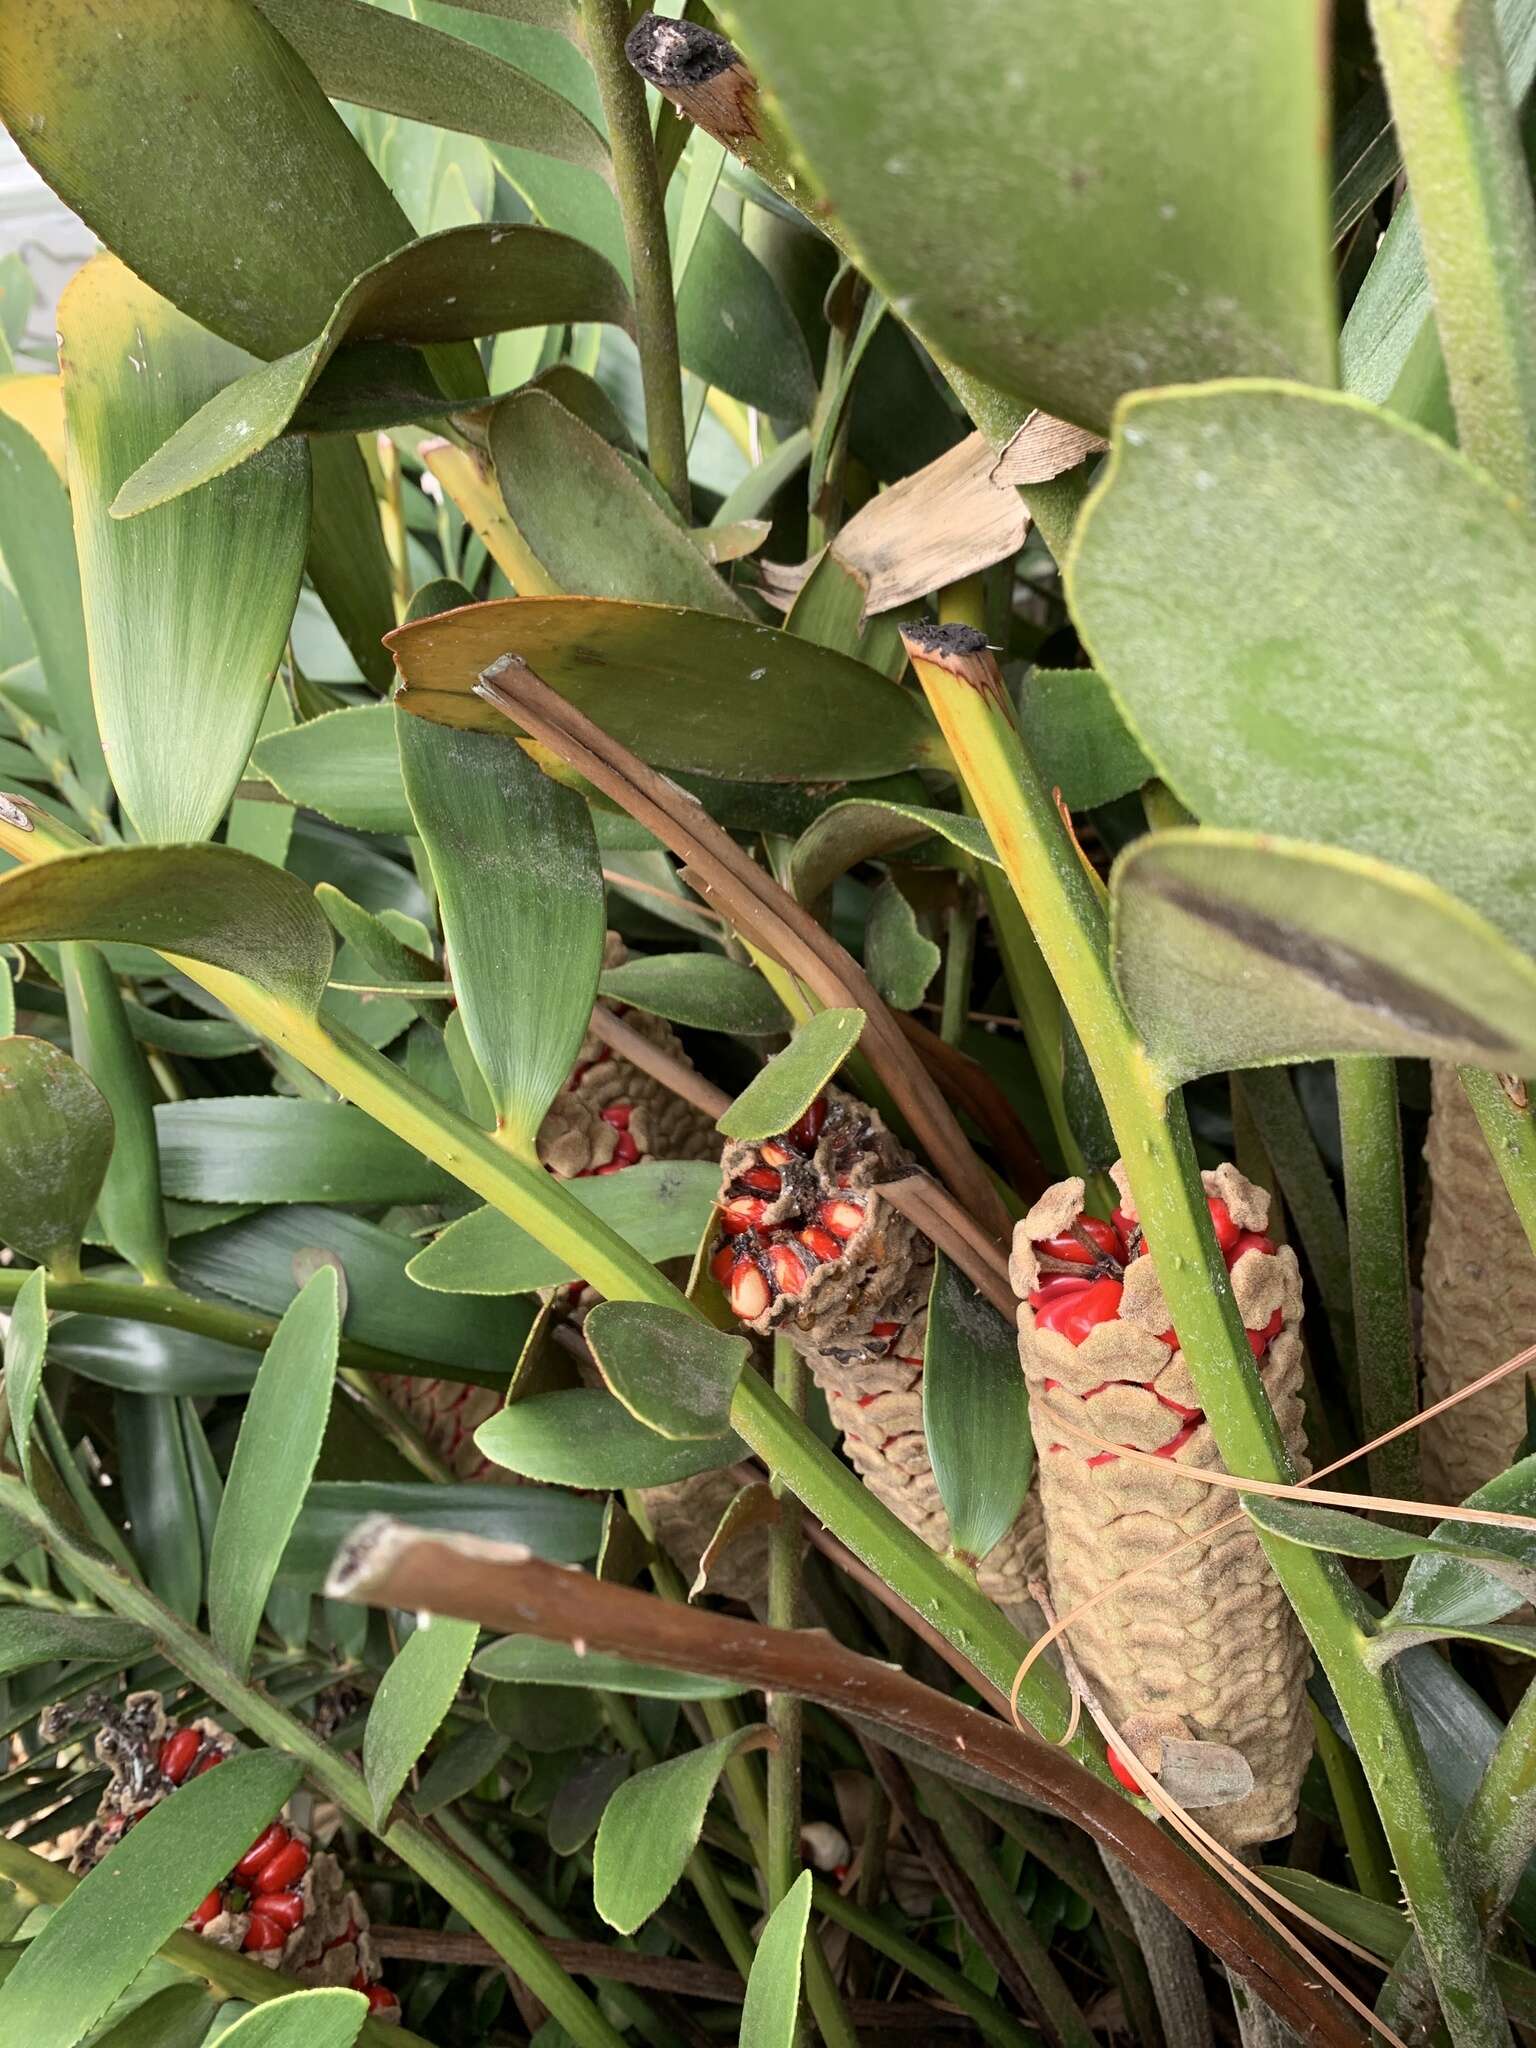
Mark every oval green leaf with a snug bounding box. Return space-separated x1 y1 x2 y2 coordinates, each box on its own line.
407 1160 721 1294
0 1748 302 2048
721 0 1335 428
922 1252 1033 1566
209 1266 340 1676
715 1008 864 1141
472 1636 747 1698
398 710 604 1148
257 706 408 835
865 878 939 1011
1111 828 1536 1084
387 596 944 783
210 1989 368 2048
0 0 413 361
475 1387 745 1487
116 226 631 516
741 1869 813 2048
789 800 997 906
584 1300 749 1440
364 1614 480 1830
1070 383 1536 950
1016 669 1152 810
0 1608 153 1681
592 1726 772 1933
60 256 309 842
155 1098 457 1206
0 1037 114 1275
597 952 789 1035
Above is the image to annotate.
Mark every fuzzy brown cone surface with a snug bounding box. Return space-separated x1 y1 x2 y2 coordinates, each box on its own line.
1012 1164 1312 1847
40 1691 396 2012
1421 1063 1536 1504
714 1086 1046 1621
379 939 763 1594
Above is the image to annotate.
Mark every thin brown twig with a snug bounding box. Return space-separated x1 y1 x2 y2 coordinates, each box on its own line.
472 656 1012 1245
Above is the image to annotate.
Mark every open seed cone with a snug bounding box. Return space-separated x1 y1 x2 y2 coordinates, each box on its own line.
1013 1164 1312 1847
714 1087 1046 1624
1420 1064 1536 1505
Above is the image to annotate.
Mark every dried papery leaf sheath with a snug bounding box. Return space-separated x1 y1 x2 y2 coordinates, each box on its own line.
42 1691 397 2016
1420 1063 1536 1504
713 1086 1045 1618
1013 1164 1312 1847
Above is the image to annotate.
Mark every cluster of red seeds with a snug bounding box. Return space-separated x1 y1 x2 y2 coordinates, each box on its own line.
156 1725 396 2014
1030 1194 1281 1468
709 1096 869 1320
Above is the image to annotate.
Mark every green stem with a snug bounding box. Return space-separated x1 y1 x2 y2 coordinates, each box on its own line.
1461 1065 1536 1250
806 271 866 550
767 1336 804 1913
940 890 976 1049
1367 0 1536 503
0 1833 420 2048
1335 1057 1421 1510
0 1476 628 2048
1233 1067 1357 1386
905 634 1511 2048
582 0 692 519
1309 1699 1396 1908
916 1769 1098 2048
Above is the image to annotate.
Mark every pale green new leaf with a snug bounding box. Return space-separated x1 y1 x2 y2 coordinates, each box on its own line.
593 1728 771 1932
364 1614 480 1830
741 1870 813 2048
716 1009 864 1141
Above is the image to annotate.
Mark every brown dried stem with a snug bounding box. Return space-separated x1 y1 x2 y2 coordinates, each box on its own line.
326 1517 1358 2048
473 656 1012 1244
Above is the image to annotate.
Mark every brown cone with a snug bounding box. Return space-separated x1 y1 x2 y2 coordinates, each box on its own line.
1421 1063 1536 1504
1013 1165 1312 1848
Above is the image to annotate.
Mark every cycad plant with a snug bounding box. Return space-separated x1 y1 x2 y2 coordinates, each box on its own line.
0 1 1535 2043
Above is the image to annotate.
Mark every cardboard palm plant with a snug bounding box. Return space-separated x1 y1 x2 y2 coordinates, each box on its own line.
2 1 1536 2043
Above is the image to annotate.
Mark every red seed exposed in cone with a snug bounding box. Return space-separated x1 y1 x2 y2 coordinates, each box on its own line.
600 1103 631 1129
157 1727 202 1785
710 1243 736 1285
233 1824 289 1885
252 1838 309 1894
722 1196 768 1235
612 1129 640 1166
1033 1275 1124 1345
1247 1307 1283 1359
1110 1207 1137 1249
1208 1197 1241 1253
1107 1747 1142 1793
729 1260 771 1320
1029 1275 1095 1307
768 1242 810 1294
760 1142 793 1168
254 1889 305 1932
740 1165 782 1195
366 1985 401 2014
193 1750 225 1776
786 1095 828 1152
1033 1216 1123 1266
242 1913 287 1953
1228 1230 1276 1265
818 1198 865 1239
188 1888 224 1931
798 1225 841 1261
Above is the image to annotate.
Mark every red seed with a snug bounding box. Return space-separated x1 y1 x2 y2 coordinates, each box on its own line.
351 1969 369 1991
869 1320 902 1340
740 1165 782 1195
1107 1748 1142 1793
818 1199 865 1239
1110 1207 1138 1250
709 1243 736 1286
593 1161 625 1175
242 1913 288 1953
722 1196 767 1236
252 1839 310 1895
232 1824 289 1885
1247 1308 1283 1360
254 1889 305 1932
729 1260 771 1320
1227 1230 1276 1266
768 1243 809 1294
786 1095 828 1152
600 1102 631 1129
1033 1216 1122 1266
188 1887 225 1931
365 1985 400 2014
1207 1196 1241 1253
1028 1275 1093 1308
1033 1275 1124 1346
612 1129 640 1166
157 1727 202 1785
193 1751 226 1776
760 1141 793 1168
798 1225 841 1262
